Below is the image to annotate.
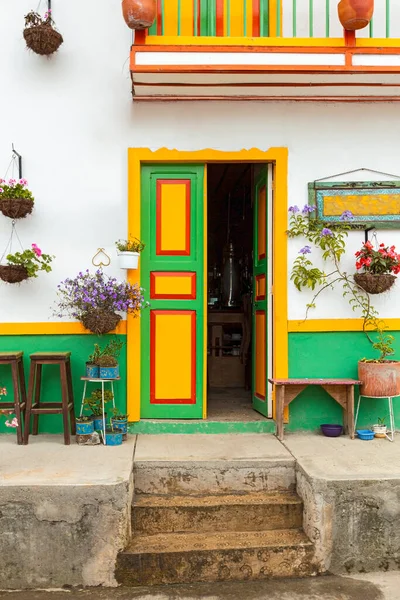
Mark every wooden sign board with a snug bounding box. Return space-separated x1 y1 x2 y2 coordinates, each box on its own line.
308 181 400 228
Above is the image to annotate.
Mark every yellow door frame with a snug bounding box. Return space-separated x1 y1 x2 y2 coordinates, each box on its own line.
127 147 288 422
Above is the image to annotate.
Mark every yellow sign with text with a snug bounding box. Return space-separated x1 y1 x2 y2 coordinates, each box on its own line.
324 194 400 216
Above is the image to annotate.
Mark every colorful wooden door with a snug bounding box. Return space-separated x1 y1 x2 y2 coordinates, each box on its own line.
140 165 205 419
252 167 270 417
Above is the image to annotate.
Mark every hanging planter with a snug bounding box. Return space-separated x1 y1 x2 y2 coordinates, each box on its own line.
354 273 396 295
0 265 29 284
122 0 156 30
81 310 122 336
0 179 34 219
115 238 145 270
0 244 54 285
338 0 374 31
23 10 63 56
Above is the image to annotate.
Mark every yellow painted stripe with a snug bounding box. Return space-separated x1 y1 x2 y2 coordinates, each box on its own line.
223 0 228 36
246 0 253 37
155 312 193 399
230 0 245 37
180 0 194 35
288 319 400 333
164 0 179 36
357 39 400 48
0 321 127 335
143 35 346 47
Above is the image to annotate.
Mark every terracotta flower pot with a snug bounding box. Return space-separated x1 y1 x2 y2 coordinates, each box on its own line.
358 360 400 397
122 0 156 30
338 0 374 31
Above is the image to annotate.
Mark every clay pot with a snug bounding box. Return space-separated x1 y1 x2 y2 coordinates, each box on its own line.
338 0 374 31
358 361 400 397
122 0 156 30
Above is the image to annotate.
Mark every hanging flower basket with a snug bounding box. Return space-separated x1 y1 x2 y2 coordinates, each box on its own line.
338 0 374 31
122 0 156 30
354 273 396 295
0 265 29 284
0 198 34 219
81 310 122 336
23 10 63 56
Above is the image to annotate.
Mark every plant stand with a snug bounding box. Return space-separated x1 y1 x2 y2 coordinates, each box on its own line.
79 377 119 446
355 394 398 442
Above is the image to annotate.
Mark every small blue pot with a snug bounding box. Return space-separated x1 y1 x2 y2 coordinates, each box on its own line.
105 430 123 446
76 420 94 435
99 366 119 379
92 414 107 430
357 429 375 441
111 419 128 435
86 364 99 378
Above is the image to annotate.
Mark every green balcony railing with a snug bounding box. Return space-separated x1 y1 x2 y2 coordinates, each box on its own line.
147 0 398 40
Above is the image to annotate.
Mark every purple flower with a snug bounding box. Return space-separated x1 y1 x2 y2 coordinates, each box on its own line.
340 210 354 221
288 205 299 214
321 228 333 237
302 204 315 215
299 245 312 255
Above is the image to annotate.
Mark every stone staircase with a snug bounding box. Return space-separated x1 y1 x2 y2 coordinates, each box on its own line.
115 448 321 586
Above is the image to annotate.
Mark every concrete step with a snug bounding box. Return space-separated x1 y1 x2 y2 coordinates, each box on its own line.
115 529 318 586
133 492 303 534
133 434 296 495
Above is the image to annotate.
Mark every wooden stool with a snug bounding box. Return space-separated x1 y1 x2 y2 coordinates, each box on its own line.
0 352 27 445
23 352 76 445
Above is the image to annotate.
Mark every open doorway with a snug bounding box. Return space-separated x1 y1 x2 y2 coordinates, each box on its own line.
207 163 267 422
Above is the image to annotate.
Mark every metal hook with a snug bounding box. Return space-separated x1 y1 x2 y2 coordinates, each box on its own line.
92 248 111 268
11 144 22 180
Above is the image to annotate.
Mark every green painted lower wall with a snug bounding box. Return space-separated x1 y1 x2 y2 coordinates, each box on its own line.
288 331 400 431
0 335 127 434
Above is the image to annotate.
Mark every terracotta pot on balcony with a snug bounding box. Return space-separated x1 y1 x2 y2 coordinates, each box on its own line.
338 0 374 31
122 0 156 30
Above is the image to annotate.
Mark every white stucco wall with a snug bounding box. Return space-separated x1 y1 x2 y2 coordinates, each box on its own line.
1 0 400 323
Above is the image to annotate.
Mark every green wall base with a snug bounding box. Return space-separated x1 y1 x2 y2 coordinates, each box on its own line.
128 419 276 434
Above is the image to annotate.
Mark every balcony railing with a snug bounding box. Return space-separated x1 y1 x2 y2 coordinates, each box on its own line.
146 0 399 40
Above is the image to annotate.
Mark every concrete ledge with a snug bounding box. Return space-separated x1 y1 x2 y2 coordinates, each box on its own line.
0 436 135 589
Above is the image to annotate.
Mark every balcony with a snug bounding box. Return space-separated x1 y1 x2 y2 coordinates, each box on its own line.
130 0 400 101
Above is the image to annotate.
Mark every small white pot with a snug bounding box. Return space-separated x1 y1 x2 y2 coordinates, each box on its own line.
118 251 140 270
372 424 387 439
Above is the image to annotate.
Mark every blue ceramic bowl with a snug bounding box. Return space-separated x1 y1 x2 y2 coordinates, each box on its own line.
357 429 375 441
321 424 343 437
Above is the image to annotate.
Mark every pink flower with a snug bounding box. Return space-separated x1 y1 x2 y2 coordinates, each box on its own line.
5 417 18 429
8 179 16 187
0 387 7 396
19 178 28 186
0 188 3 194
32 244 42 257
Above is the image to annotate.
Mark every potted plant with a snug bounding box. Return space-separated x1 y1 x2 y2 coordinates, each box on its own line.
358 327 400 397
0 244 54 284
122 0 156 30
104 428 123 446
338 0 374 31
115 238 145 270
23 9 63 56
354 241 399 294
54 269 148 335
75 415 94 435
84 389 114 430
0 178 34 219
372 417 387 439
98 355 119 379
86 344 101 378
111 408 128 440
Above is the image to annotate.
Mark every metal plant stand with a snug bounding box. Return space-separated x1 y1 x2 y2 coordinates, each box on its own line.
80 377 119 445
355 394 399 442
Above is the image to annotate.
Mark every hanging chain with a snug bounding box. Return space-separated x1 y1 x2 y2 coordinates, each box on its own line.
0 221 25 264
371 230 379 250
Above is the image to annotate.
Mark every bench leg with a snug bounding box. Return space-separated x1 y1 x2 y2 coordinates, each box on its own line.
23 363 36 445
275 385 285 441
66 361 76 436
32 364 42 436
60 362 71 445
347 385 355 440
11 361 23 446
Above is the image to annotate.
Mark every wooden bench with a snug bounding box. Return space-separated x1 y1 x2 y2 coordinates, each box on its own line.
268 378 362 441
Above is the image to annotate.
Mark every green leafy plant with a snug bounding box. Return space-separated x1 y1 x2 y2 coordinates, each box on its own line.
377 417 386 426
288 205 396 363
0 178 34 201
97 355 118 368
88 344 102 365
87 339 124 365
5 244 53 278
76 415 93 423
84 389 114 416
111 408 128 420
115 238 145 253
